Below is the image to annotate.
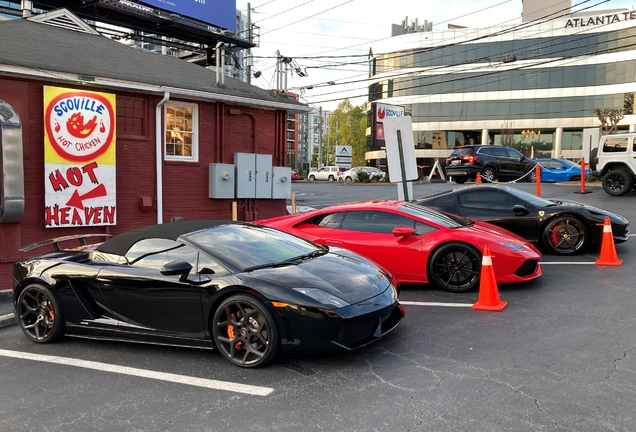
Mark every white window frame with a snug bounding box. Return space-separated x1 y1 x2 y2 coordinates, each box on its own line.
164 101 199 162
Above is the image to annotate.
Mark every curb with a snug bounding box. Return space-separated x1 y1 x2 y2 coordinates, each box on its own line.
0 312 16 328
0 289 16 328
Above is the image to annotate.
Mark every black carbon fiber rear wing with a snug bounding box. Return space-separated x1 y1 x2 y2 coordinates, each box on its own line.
19 234 112 252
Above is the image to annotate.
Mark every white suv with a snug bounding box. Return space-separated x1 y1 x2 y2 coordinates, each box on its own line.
591 133 636 196
308 166 341 182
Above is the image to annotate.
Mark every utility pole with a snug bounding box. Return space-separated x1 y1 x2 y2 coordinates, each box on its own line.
246 3 252 84
318 106 323 168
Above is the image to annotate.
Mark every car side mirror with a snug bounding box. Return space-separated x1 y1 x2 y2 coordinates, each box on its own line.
393 226 416 239
512 204 529 216
161 259 193 282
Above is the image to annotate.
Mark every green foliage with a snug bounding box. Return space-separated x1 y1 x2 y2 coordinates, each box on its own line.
324 100 368 166
357 171 370 182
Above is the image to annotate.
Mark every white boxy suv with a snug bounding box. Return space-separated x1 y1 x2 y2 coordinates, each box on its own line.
591 133 636 196
308 166 341 182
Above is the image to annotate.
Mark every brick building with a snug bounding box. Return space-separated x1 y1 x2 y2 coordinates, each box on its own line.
0 10 310 287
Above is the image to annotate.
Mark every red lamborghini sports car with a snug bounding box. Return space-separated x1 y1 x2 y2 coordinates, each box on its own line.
257 200 542 293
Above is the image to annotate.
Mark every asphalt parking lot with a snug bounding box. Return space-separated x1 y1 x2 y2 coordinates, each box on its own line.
1 180 635 431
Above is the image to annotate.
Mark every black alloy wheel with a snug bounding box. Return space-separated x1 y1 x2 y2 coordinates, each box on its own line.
481 166 496 182
428 242 481 292
602 169 633 196
16 284 65 343
212 294 280 368
542 216 588 254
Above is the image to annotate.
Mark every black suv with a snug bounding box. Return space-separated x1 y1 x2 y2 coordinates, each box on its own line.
445 145 537 184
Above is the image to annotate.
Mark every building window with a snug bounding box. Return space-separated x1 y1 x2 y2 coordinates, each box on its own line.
165 102 198 161
117 97 147 139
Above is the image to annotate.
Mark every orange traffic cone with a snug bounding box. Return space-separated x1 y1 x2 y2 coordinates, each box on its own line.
595 216 622 266
476 173 482 184
472 245 507 311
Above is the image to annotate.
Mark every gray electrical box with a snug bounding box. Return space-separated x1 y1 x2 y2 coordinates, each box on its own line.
272 166 291 199
209 163 235 199
256 154 272 199
234 153 273 199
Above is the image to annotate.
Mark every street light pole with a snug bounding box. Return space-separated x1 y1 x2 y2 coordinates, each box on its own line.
318 106 323 168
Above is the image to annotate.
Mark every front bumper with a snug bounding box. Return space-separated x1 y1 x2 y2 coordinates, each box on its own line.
277 285 404 353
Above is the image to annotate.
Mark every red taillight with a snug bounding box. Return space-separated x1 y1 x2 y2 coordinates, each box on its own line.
462 155 476 163
445 157 451 164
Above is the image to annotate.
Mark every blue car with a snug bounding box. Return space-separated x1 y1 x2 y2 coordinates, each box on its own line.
535 158 590 182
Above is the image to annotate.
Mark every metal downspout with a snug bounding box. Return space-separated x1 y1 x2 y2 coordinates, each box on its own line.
156 92 170 224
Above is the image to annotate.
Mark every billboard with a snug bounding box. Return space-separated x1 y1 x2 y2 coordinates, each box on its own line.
44 86 117 228
139 0 236 30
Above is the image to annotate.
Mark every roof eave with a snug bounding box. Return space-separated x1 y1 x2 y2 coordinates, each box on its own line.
0 65 312 113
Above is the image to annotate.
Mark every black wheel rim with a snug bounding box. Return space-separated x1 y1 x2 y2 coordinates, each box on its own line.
214 300 272 366
18 287 57 341
482 168 495 181
432 246 480 292
546 219 585 254
529 170 536 182
607 174 625 193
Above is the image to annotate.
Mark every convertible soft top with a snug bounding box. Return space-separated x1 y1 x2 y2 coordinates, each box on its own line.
96 220 235 256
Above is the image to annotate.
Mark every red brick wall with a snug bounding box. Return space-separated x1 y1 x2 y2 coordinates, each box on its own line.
0 78 288 289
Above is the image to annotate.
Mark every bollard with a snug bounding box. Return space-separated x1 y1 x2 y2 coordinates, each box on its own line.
535 164 541 197
574 156 592 195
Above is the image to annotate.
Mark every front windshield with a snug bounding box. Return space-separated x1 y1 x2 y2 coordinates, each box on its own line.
502 186 553 207
398 202 469 228
185 224 322 270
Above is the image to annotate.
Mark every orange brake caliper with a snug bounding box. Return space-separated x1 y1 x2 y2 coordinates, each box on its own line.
227 313 244 350
47 301 55 321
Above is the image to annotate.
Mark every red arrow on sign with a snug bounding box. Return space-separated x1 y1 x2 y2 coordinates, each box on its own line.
66 184 107 210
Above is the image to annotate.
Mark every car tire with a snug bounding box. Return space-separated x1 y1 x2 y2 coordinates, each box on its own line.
427 242 481 293
589 147 598 171
526 168 537 183
328 175 335 182
541 216 588 255
454 177 467 184
16 283 65 344
602 169 633 196
309 174 315 182
481 166 496 182
345 176 353 182
212 294 280 368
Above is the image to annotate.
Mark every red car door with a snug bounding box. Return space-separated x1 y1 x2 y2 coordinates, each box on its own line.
317 210 424 283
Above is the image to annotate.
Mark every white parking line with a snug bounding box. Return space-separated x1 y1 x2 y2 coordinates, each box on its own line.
400 301 472 307
0 349 273 396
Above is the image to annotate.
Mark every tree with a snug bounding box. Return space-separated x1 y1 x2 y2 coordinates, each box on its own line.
593 108 624 135
325 100 367 166
500 120 515 147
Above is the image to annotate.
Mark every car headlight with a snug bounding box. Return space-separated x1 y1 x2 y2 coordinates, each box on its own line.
498 242 524 251
293 288 350 309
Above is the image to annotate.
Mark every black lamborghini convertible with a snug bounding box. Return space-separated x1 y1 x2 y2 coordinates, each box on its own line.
12 221 404 368
415 184 629 255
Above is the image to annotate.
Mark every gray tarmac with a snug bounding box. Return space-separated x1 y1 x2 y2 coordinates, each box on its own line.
0 179 634 432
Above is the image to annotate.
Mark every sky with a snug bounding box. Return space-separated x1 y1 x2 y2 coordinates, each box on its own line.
234 0 636 111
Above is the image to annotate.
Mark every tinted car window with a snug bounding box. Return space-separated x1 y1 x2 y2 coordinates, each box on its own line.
126 239 198 270
339 210 435 235
315 212 345 228
603 137 628 153
398 202 468 228
458 190 518 210
507 147 524 158
478 146 495 156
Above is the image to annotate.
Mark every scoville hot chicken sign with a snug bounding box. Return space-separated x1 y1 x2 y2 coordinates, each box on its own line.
44 86 116 228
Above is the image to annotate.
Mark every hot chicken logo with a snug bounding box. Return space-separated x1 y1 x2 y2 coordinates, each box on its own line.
45 91 114 162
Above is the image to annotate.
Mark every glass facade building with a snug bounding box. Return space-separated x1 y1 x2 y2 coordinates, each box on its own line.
366 8 636 167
